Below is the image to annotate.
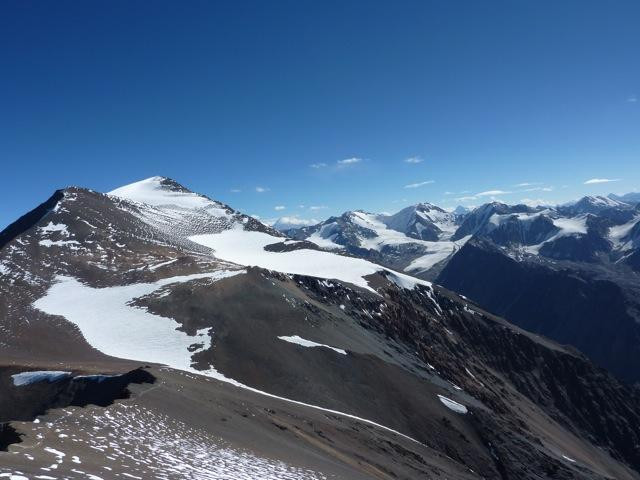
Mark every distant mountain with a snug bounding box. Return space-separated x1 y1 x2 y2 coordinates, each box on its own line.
453 205 470 215
436 196 640 383
3 177 640 478
287 205 468 279
383 202 458 241
609 191 640 205
288 194 640 383
559 195 630 215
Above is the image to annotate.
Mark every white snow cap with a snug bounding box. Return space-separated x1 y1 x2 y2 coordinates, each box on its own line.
108 176 213 209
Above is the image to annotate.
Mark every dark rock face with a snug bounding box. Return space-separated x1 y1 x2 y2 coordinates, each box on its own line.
0 368 155 421
625 249 640 272
0 367 155 450
263 240 320 252
0 190 64 250
537 230 611 262
438 239 640 384
0 424 21 451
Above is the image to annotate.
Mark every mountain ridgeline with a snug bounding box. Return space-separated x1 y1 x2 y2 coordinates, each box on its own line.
0 176 639 479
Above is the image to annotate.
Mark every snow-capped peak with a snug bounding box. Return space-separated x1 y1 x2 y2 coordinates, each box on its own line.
561 195 631 215
581 195 623 207
108 176 214 210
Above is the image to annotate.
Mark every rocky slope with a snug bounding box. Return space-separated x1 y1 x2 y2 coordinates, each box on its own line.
1 177 639 479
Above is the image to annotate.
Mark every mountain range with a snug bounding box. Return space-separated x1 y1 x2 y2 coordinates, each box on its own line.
285 193 640 384
1 176 639 479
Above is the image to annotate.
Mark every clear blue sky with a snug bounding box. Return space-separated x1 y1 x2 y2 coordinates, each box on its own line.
1 0 639 228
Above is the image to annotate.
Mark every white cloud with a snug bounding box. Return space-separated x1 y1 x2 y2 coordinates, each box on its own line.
309 162 327 168
404 180 435 189
309 205 328 211
522 186 553 192
627 95 637 103
476 190 511 196
584 178 620 185
515 182 542 187
455 195 478 202
337 157 362 166
446 190 470 195
230 188 241 193
274 205 286 211
255 186 270 193
404 156 423 164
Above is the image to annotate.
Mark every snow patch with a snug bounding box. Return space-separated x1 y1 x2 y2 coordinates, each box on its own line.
39 239 81 249
33 270 244 372
39 222 70 236
609 215 640 251
524 216 588 254
189 227 431 293
307 224 345 250
437 395 468 414
11 371 72 386
278 335 347 355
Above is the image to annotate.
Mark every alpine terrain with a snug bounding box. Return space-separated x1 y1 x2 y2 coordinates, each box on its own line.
1 177 640 479
288 195 640 384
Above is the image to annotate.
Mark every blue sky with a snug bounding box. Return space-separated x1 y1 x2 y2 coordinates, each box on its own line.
1 0 639 228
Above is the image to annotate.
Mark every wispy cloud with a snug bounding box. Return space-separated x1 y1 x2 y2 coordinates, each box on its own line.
445 190 470 195
274 205 285 211
476 190 511 196
230 188 241 193
274 216 319 227
522 186 553 192
337 157 362 166
404 180 435 189
404 156 423 164
309 162 327 169
309 205 328 211
628 95 637 103
255 186 270 193
584 178 620 185
515 182 542 187
455 195 478 202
